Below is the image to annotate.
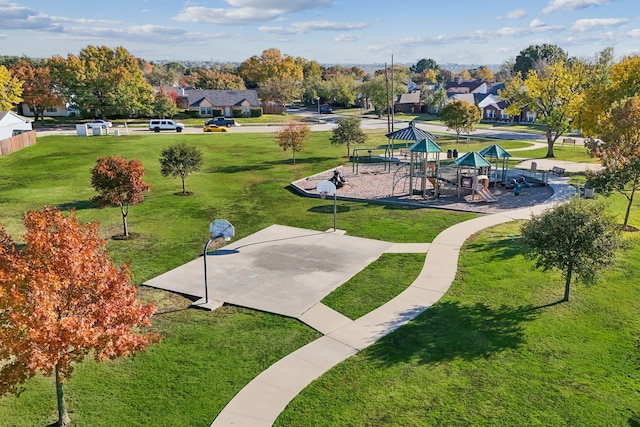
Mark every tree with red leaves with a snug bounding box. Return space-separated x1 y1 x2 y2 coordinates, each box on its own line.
0 207 159 426
91 156 151 237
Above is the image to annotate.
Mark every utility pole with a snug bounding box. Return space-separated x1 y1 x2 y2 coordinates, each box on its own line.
391 54 395 132
385 62 390 133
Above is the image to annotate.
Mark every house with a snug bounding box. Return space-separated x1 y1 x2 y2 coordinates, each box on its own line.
0 111 32 140
394 90 421 113
17 103 78 118
175 89 260 118
0 111 35 156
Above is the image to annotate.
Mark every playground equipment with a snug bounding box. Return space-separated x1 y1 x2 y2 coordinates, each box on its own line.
479 144 512 187
351 147 398 174
454 151 493 200
385 121 437 172
408 137 444 198
511 175 530 196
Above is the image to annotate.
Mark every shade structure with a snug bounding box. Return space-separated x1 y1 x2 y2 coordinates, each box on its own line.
479 144 512 186
408 138 443 153
385 120 437 141
454 151 492 168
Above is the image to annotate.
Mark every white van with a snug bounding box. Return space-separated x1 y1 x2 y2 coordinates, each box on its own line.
149 119 185 133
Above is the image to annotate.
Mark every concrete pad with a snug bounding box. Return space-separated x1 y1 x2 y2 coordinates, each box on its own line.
298 303 353 334
144 225 393 318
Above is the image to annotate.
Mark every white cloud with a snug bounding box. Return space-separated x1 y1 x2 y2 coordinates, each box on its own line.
627 29 640 37
227 0 331 13
174 0 332 25
502 9 527 19
530 19 546 28
571 17 628 32
543 0 611 14
260 20 367 35
0 1 61 31
335 33 363 43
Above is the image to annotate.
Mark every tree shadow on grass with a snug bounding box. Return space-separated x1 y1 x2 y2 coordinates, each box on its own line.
365 301 542 366
465 235 526 261
55 200 98 211
308 205 351 214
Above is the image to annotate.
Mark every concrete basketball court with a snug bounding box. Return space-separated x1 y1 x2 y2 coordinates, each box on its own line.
144 225 394 318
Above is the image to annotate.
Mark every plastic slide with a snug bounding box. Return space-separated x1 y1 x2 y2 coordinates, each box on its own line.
475 185 498 202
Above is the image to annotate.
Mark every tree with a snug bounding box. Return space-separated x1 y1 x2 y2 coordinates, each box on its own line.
159 143 204 194
193 69 246 90
330 116 367 158
9 60 61 123
153 86 178 118
439 100 481 143
0 207 158 426
521 198 622 302
574 54 640 137
411 58 440 74
91 156 151 237
274 121 310 164
238 48 303 86
258 76 303 105
500 61 586 157
458 69 472 80
584 96 640 229
327 73 357 106
422 86 447 112
513 44 568 76
0 65 23 110
49 45 154 118
471 66 495 82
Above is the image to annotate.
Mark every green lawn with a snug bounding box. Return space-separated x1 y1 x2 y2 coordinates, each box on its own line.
1 129 638 426
0 130 474 426
276 222 640 426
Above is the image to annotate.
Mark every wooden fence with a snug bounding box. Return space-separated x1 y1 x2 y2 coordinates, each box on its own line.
0 130 37 156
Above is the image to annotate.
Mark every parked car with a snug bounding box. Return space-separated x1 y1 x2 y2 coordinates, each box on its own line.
87 119 113 129
149 119 184 133
203 124 228 133
319 105 333 114
205 117 237 127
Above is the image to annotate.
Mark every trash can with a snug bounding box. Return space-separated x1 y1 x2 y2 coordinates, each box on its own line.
447 149 452 159
584 187 595 198
452 149 458 158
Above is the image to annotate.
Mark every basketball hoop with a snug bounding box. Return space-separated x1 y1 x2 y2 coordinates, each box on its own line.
319 191 328 200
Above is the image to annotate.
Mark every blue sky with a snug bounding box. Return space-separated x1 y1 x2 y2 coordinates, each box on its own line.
0 0 637 66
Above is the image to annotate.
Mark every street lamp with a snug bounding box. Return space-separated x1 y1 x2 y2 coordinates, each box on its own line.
317 97 320 123
203 219 234 305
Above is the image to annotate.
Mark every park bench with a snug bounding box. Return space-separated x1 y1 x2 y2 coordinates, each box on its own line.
561 137 576 148
550 166 565 176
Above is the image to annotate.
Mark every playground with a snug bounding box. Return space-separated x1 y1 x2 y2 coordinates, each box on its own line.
293 164 553 213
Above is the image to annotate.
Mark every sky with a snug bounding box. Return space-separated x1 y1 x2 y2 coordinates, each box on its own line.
1 0 638 66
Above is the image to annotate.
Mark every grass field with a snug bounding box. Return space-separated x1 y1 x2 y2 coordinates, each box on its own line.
0 130 474 426
277 222 640 426
1 128 638 426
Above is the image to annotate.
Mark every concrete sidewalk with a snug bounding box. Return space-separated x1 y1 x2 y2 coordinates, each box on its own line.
211 178 576 426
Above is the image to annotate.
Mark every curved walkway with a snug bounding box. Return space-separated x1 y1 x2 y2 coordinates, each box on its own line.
211 178 576 426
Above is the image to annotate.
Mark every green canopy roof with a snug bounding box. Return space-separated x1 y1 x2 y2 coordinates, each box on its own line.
480 144 512 159
385 121 437 141
408 138 443 153
454 151 492 168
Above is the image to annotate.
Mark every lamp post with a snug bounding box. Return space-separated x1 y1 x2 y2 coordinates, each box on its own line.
317 97 320 123
203 219 234 305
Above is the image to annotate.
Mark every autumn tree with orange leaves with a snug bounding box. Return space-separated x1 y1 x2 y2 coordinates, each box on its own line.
0 208 158 426
274 121 310 164
10 59 61 123
91 156 151 237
